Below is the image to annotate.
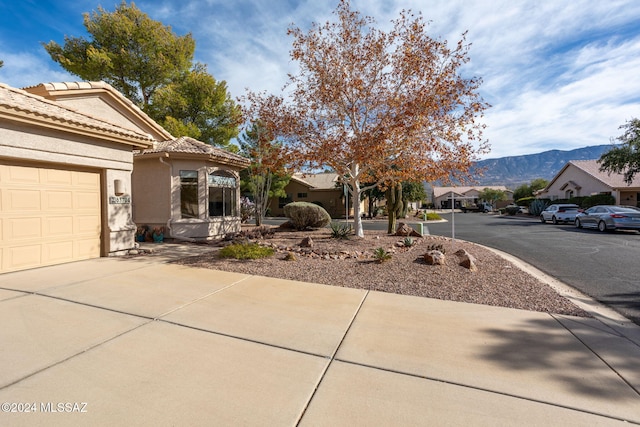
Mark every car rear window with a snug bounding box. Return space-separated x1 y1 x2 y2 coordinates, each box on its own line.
612 206 640 213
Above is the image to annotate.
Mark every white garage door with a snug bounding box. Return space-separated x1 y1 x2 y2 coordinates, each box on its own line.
0 164 101 273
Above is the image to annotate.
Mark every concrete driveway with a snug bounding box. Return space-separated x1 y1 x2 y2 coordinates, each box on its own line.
1 245 640 426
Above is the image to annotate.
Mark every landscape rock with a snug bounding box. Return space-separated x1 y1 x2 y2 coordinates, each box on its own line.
300 236 314 248
455 249 478 271
424 250 445 265
395 222 422 237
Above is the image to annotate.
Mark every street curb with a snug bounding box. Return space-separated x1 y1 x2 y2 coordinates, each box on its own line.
484 245 640 345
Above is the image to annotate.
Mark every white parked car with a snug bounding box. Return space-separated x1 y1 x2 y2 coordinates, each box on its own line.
540 204 580 224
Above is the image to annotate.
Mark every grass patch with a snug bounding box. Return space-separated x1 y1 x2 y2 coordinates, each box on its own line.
426 213 442 221
219 243 275 260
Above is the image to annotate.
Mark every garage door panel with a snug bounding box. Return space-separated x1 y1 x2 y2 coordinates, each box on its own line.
76 215 101 235
4 244 43 271
44 216 74 236
6 189 41 211
5 217 42 240
43 169 73 185
75 172 100 187
43 241 74 263
44 191 74 210
5 165 40 183
0 165 101 273
75 191 100 210
75 238 101 259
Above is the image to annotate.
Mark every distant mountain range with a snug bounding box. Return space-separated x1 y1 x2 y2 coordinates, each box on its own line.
470 144 615 187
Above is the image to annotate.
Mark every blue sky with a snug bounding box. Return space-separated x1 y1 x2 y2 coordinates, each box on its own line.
1 0 640 159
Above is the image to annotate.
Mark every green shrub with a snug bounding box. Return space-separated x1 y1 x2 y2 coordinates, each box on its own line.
372 247 392 263
425 212 442 221
505 206 520 215
218 243 274 260
581 194 615 208
329 222 352 239
403 237 415 247
284 201 331 230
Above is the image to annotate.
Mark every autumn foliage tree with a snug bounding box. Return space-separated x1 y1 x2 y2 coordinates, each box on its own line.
244 0 489 237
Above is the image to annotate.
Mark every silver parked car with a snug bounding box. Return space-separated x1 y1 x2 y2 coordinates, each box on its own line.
540 203 580 224
574 205 640 232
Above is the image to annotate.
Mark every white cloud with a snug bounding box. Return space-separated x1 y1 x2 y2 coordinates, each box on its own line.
2 0 640 159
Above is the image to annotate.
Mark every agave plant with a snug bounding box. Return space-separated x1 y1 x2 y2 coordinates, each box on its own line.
372 247 392 263
528 199 549 216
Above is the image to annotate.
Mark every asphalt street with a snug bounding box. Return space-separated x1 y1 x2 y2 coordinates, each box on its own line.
424 212 640 325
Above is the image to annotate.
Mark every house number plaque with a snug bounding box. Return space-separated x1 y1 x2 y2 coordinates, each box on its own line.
109 195 131 204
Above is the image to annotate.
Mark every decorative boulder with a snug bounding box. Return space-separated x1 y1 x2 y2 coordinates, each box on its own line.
395 222 422 237
424 250 445 265
455 249 478 271
300 237 314 248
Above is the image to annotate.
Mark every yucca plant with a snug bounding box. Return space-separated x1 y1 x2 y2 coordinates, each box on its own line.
403 237 415 247
372 247 392 263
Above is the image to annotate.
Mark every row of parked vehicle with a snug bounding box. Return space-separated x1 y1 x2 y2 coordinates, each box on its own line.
540 203 640 232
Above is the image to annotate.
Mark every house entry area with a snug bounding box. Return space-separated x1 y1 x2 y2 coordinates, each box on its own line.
0 163 101 273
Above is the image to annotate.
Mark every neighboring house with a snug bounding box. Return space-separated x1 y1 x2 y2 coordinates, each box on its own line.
537 160 640 206
132 137 249 240
432 186 513 209
268 173 365 218
0 82 155 273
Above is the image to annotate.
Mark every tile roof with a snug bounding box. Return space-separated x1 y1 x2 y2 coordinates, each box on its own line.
135 136 250 168
293 173 340 189
23 81 173 141
569 159 640 188
0 82 154 147
433 185 510 198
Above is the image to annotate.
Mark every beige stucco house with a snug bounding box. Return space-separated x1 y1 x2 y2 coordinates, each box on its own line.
132 136 249 240
268 173 365 218
1 81 156 273
432 186 513 209
537 160 640 206
1 79 248 273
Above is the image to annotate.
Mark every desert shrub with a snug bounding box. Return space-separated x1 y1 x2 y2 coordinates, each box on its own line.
581 194 615 208
426 213 442 221
403 237 415 247
218 243 274 260
372 247 392 263
283 201 331 230
505 206 520 215
425 243 446 254
329 222 352 239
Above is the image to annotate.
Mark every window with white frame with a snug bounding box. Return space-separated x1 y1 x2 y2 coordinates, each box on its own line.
208 170 237 217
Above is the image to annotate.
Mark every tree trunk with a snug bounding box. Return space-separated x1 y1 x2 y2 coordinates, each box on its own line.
386 183 403 234
348 165 365 238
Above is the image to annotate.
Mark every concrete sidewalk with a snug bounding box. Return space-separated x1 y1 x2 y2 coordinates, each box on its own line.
1 245 639 426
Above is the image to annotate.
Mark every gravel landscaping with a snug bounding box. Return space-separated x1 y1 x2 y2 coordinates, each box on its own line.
172 225 590 318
